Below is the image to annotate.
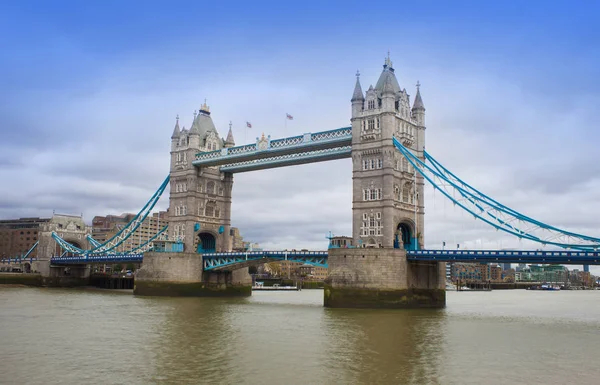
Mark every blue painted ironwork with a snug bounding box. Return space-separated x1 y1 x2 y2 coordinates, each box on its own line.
86 235 102 248
393 138 600 250
407 249 600 265
202 251 328 271
38 247 600 268
220 146 351 173
21 241 38 260
52 175 170 256
193 127 351 169
51 254 144 265
129 225 168 253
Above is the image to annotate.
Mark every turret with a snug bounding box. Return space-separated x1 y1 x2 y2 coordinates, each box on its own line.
224 121 235 148
412 81 426 126
170 115 180 151
351 71 364 118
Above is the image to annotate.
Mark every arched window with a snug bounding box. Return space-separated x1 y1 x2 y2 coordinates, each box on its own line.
207 181 215 195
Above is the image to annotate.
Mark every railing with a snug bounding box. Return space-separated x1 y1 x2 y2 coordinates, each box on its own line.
407 249 600 264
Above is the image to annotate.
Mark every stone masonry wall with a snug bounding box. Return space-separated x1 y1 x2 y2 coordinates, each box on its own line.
327 248 409 290
135 252 203 283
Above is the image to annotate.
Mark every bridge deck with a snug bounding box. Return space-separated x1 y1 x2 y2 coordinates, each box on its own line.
37 249 600 268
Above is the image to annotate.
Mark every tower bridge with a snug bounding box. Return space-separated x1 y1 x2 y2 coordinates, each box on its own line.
6 54 600 307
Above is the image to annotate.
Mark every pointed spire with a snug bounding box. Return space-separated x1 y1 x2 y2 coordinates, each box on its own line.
190 110 201 136
384 51 393 69
412 81 425 111
351 70 365 102
171 115 180 139
225 121 235 147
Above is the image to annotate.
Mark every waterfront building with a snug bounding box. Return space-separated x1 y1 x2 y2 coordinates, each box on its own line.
0 217 49 258
230 227 245 251
92 211 168 252
490 265 502 282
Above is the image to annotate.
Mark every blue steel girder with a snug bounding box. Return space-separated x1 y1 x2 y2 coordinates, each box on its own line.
202 251 328 271
193 127 351 171
50 254 144 265
219 146 351 173
407 250 600 265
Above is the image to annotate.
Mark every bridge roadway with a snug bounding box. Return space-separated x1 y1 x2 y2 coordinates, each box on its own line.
36 249 600 269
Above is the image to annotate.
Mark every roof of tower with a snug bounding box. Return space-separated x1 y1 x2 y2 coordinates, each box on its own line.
374 54 401 96
351 71 365 102
412 82 425 111
171 115 180 139
190 101 220 139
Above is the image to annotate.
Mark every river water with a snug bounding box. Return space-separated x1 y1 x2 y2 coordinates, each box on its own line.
1 288 599 385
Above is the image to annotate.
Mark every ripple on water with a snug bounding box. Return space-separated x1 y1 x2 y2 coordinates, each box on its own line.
1 287 600 385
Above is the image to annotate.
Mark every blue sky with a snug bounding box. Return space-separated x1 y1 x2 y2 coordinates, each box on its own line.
1 0 600 271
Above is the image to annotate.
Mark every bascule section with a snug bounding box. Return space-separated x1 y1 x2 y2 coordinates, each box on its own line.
325 56 445 309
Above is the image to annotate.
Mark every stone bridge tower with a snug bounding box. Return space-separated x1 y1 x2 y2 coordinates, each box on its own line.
168 102 234 254
350 55 426 250
325 55 445 309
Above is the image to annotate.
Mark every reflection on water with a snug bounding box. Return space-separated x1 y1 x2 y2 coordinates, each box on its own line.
1 288 599 385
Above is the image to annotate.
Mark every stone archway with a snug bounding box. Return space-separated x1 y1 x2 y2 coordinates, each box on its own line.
394 222 413 250
23 263 31 273
197 232 216 254
56 240 83 257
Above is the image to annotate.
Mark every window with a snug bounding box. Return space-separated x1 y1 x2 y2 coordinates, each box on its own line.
377 118 380 129
377 159 383 169
215 208 220 218
363 160 369 170
368 100 375 109
370 159 375 169
205 205 214 217
207 181 215 195
370 189 377 200
368 119 375 130
183 153 187 162
360 212 383 237
363 188 382 201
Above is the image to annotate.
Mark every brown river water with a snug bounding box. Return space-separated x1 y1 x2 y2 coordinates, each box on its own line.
1 288 599 385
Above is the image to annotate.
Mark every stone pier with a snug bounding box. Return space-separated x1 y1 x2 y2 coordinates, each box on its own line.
133 252 252 297
324 248 445 309
32 258 91 287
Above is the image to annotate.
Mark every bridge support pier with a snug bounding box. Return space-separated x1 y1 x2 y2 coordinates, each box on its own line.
32 259 91 287
134 252 252 297
324 248 445 309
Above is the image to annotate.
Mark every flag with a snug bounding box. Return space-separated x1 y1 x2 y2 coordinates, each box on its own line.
246 121 252 128
286 113 293 120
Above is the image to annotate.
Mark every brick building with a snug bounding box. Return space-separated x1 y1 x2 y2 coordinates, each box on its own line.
0 217 50 258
